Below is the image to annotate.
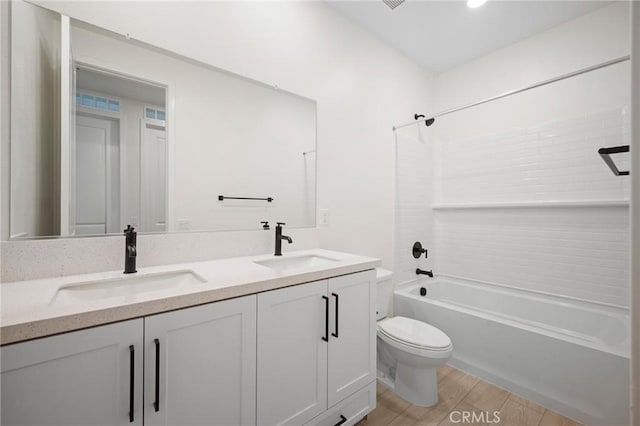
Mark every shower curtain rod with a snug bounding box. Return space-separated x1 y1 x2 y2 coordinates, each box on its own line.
392 55 631 131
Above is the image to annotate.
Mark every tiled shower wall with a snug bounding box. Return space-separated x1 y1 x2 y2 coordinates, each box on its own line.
433 108 631 307
393 127 436 288
435 208 629 306
392 4 631 310
425 3 632 309
434 109 630 204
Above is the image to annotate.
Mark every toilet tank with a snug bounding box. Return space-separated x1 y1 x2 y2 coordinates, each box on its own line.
376 268 393 320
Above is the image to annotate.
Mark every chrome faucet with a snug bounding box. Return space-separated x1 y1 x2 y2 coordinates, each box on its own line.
124 225 137 274
274 222 293 256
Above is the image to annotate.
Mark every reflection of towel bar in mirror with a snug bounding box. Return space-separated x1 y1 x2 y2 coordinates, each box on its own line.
218 195 274 202
598 145 630 176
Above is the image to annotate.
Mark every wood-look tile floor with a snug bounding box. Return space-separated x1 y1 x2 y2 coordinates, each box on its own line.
359 364 581 426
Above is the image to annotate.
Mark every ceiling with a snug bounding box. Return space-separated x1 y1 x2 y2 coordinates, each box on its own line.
326 0 613 72
77 68 166 106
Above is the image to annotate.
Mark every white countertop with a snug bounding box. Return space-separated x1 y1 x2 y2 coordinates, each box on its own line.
1 249 380 345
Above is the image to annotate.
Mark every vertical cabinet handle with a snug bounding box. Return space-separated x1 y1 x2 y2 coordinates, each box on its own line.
129 345 135 423
154 338 160 412
335 414 347 426
331 293 339 338
322 296 329 342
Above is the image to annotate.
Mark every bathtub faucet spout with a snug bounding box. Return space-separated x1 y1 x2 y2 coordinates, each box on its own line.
416 268 433 277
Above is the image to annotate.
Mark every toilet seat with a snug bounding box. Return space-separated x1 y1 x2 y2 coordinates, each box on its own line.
377 316 452 353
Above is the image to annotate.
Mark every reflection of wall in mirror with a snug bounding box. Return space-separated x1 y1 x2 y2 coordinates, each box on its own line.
70 23 316 233
9 1 60 238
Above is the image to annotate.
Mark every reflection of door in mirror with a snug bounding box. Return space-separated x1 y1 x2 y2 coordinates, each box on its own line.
141 121 167 232
72 66 167 235
68 51 77 237
75 114 119 235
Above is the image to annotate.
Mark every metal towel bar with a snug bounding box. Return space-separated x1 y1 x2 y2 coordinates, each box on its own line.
598 145 630 176
218 195 274 202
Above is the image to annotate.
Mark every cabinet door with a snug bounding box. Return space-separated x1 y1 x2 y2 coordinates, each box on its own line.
327 270 376 407
144 295 257 426
257 280 328 426
1 319 144 426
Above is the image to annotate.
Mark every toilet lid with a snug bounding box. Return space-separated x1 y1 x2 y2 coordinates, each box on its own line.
378 316 451 350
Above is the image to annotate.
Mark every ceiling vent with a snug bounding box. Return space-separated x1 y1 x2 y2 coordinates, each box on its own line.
382 0 405 10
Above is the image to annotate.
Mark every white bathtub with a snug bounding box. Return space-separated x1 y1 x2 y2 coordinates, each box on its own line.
394 277 630 426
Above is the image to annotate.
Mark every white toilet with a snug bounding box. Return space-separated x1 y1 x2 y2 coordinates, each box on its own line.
376 268 453 407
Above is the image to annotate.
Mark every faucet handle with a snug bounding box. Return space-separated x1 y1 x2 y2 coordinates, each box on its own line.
124 224 135 234
261 221 270 230
412 242 427 259
276 222 286 226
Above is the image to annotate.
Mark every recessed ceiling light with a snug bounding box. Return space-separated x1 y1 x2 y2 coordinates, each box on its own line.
467 0 487 8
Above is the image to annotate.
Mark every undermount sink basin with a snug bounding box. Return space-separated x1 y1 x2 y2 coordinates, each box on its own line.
254 255 339 273
49 270 207 307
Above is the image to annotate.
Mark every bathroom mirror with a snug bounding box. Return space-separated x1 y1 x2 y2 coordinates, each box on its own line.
7 1 317 240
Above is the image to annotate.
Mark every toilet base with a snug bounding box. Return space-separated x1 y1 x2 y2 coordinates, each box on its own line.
376 371 395 392
395 364 438 407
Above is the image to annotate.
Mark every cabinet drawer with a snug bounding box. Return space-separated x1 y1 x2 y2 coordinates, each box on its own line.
305 381 376 426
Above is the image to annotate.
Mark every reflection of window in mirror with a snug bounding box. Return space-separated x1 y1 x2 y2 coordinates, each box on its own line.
72 66 167 236
144 106 166 121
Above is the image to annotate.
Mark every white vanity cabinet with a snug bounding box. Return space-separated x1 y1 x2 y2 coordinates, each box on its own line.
143 294 257 426
1 268 376 426
1 295 256 426
1 319 145 426
257 280 329 425
257 270 376 426
326 272 377 408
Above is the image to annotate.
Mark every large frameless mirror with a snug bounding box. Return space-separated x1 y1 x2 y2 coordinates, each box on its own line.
7 0 316 240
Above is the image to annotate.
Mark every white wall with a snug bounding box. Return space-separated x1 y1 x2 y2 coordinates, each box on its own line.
433 3 630 113
53 1 432 263
9 1 60 238
630 3 640 423
1 1 431 281
428 3 631 307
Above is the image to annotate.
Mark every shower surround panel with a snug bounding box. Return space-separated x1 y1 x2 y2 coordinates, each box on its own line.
433 108 630 307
